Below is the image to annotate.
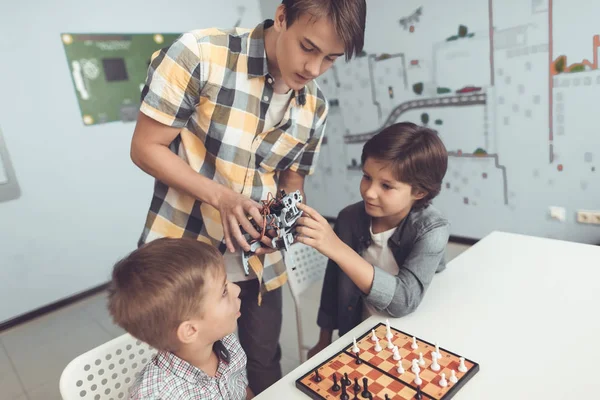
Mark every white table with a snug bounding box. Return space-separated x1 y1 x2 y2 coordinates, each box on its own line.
257 231 600 399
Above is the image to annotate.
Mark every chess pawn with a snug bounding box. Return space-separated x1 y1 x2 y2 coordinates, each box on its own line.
352 337 359 353
411 336 418 350
396 360 404 374
411 358 420 374
434 342 442 359
449 369 458 383
418 352 425 366
374 337 382 352
439 372 448 387
430 353 440 371
392 346 401 361
387 339 394 350
414 369 422 385
458 357 467 372
370 329 377 342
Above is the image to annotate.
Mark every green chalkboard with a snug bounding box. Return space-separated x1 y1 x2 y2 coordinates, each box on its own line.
61 33 181 126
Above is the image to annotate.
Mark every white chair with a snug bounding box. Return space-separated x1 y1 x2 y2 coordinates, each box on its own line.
286 243 329 362
59 333 156 400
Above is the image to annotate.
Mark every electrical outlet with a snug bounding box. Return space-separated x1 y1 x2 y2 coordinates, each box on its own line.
576 210 600 225
549 206 566 222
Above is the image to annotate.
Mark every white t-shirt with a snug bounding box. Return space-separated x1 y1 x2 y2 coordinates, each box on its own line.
225 90 292 282
362 224 399 318
264 91 292 130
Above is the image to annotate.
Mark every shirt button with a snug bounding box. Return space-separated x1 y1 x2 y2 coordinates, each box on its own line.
348 306 353 311
267 78 273 84
263 95 269 101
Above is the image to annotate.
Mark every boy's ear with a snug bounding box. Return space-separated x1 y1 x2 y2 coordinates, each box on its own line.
176 320 200 345
273 4 287 32
412 189 427 201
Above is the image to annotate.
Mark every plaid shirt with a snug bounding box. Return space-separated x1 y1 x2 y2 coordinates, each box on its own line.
129 334 248 400
138 20 328 293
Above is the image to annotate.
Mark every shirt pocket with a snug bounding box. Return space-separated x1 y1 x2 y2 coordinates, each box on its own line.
258 130 308 172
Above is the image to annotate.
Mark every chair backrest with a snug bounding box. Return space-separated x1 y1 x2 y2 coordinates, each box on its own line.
286 243 328 302
59 333 156 400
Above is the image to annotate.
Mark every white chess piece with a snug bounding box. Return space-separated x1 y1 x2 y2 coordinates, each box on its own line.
439 372 448 387
458 357 467 372
411 359 420 374
434 343 442 359
430 353 440 371
418 352 425 366
414 370 422 385
385 319 393 340
387 339 394 349
396 360 404 374
411 336 418 350
392 346 401 361
352 337 359 353
370 329 377 342
449 370 458 383
374 337 382 352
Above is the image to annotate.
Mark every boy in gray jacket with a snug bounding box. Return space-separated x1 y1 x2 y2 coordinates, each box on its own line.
295 122 449 358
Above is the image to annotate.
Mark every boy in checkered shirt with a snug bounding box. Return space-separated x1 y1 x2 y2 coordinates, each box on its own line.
108 238 252 399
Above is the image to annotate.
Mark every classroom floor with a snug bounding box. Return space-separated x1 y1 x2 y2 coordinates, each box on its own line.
0 242 470 400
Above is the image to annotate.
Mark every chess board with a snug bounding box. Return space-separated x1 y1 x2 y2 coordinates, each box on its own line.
296 323 479 400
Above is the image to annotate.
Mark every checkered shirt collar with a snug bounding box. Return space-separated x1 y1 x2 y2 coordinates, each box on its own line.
248 19 307 104
154 345 229 384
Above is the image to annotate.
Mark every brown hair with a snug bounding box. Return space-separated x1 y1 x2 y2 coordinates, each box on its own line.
107 238 223 352
361 122 448 210
281 0 367 61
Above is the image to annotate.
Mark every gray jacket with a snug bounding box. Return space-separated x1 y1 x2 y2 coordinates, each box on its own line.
316 201 450 336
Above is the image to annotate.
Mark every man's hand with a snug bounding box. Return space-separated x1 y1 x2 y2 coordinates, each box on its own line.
254 233 277 256
295 203 343 259
216 188 265 253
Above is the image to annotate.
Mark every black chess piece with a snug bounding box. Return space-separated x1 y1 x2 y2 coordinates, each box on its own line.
385 395 391 400
355 351 363 365
353 377 361 393
361 377 372 399
340 380 350 400
415 385 423 400
331 373 341 391
313 368 322 382
343 372 352 386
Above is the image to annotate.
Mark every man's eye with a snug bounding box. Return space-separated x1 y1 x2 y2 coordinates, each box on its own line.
300 43 313 52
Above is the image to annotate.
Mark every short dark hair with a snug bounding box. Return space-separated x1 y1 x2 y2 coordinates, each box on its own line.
107 238 223 351
281 0 367 61
361 122 448 210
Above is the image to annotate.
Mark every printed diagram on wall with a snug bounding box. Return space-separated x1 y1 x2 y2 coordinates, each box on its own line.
61 9 248 127
61 33 181 126
305 0 600 242
0 126 20 203
399 7 423 33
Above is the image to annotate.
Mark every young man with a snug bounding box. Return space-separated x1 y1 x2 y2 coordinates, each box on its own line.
130 0 367 393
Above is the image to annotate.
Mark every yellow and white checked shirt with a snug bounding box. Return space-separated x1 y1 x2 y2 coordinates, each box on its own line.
137 20 329 293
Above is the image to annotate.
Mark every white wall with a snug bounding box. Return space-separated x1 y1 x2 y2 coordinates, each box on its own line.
259 0 281 19
0 0 262 323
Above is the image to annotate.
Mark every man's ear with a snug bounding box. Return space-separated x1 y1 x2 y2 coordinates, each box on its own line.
273 4 287 32
176 320 200 345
